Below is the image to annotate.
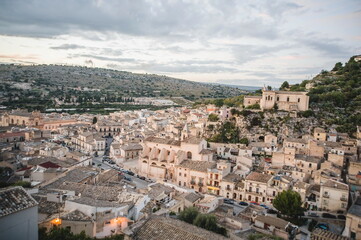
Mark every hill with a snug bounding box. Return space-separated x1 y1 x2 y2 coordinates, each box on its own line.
306 55 361 135
0 64 243 111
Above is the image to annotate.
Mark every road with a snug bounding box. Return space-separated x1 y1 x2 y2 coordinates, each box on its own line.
92 156 150 189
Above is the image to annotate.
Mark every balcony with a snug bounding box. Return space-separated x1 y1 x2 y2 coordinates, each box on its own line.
226 187 232 191
190 180 196 185
340 197 347 202
323 193 329 198
198 182 204 187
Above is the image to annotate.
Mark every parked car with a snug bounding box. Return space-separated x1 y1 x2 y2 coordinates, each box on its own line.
124 176 132 181
250 201 259 205
315 223 329 230
267 209 278 214
224 199 235 205
127 171 135 176
238 201 249 206
139 176 146 180
322 213 336 219
259 204 269 209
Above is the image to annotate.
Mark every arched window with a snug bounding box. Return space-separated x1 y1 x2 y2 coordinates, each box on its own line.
187 151 192 159
287 97 289 102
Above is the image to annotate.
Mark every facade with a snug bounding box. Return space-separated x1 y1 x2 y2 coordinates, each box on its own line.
243 96 262 108
138 136 208 181
245 89 309 112
319 180 348 212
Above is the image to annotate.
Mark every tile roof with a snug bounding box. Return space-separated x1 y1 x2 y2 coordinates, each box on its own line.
145 136 181 146
0 186 38 218
322 180 348 191
245 172 272 183
131 216 227 240
39 161 61 169
311 228 349 240
61 210 92 222
255 215 289 229
184 192 203 203
178 160 216 173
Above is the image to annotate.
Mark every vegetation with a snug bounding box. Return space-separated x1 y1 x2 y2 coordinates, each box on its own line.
246 103 260 109
0 180 32 189
280 81 289 90
207 121 241 143
39 227 124 240
178 207 227 237
273 190 304 218
208 113 219 122
248 233 283 240
0 64 243 111
240 137 249 145
305 56 361 136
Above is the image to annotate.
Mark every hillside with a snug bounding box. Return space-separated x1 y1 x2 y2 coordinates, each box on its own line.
0 64 243 111
305 55 361 135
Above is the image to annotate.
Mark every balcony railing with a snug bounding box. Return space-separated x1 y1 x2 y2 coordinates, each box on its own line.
340 197 347 202
190 180 196 185
323 194 329 198
198 182 204 187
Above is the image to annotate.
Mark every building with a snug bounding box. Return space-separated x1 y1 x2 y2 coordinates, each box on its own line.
138 136 209 181
312 228 349 240
246 89 309 112
123 216 227 240
0 187 39 240
243 96 262 108
319 180 348 212
254 215 293 240
343 196 361 239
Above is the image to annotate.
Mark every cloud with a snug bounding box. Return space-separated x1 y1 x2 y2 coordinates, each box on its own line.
69 54 135 63
0 0 303 41
50 44 85 50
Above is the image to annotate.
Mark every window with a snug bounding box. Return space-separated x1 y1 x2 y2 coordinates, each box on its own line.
184 174 187 177
277 97 279 101
298 98 300 103
287 97 289 102
179 173 181 176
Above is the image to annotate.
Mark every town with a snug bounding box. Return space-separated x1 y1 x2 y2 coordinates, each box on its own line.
1 77 360 240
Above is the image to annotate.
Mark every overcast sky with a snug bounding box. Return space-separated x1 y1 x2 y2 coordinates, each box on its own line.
0 0 360 87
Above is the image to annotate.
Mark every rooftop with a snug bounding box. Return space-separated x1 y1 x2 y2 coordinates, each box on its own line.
0 186 38 218
245 172 272 183
145 136 181 146
255 215 289 229
178 160 216 173
130 216 227 240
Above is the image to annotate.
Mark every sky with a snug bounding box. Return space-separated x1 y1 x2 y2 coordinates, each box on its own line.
0 0 360 87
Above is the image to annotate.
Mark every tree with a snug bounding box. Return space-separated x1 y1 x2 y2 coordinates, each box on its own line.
267 85 272 90
214 99 224 107
280 81 289 90
39 227 124 240
92 117 98 124
208 113 219 122
240 138 249 145
332 62 343 72
273 190 304 217
178 207 199 224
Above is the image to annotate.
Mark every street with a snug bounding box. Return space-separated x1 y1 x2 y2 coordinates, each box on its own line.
92 156 150 189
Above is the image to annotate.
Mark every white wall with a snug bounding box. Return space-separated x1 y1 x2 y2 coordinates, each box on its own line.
0 206 38 240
